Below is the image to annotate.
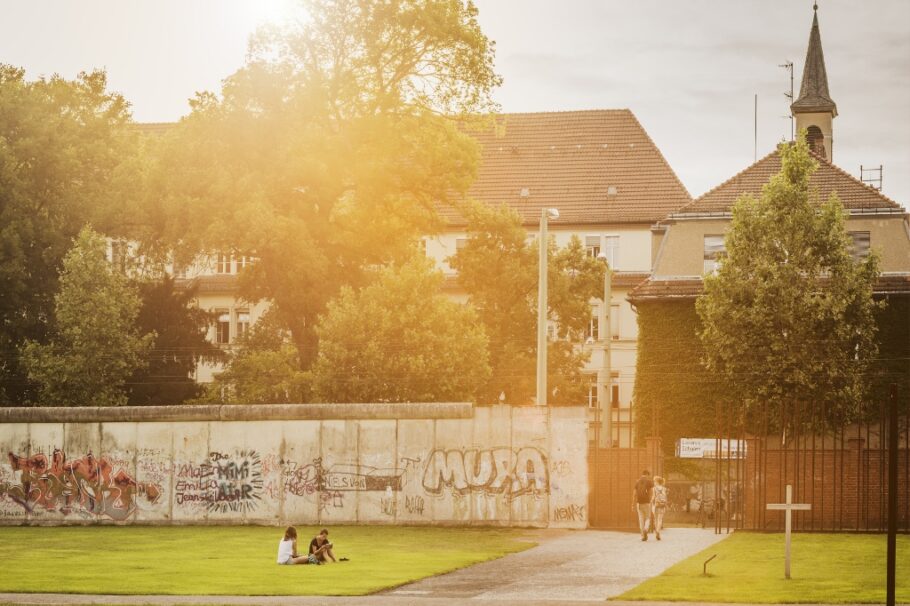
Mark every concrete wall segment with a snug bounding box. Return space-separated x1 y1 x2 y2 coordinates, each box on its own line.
0 406 588 528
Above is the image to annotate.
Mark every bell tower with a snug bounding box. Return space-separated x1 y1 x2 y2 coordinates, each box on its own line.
791 3 837 162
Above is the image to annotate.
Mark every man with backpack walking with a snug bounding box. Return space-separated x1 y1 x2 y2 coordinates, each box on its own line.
633 470 654 541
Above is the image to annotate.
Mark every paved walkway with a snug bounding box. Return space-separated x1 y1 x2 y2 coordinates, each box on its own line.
385 527 728 602
0 528 731 605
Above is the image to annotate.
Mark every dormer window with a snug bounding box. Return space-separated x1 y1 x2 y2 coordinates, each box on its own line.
848 232 870 262
704 235 726 274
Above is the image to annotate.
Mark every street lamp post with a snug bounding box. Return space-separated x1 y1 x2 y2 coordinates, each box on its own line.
597 251 612 447
536 208 559 406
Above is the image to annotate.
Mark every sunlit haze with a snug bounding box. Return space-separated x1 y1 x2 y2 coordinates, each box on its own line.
1 0 908 203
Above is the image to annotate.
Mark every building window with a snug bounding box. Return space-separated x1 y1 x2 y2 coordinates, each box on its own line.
848 232 870 261
236 256 250 271
217 253 231 274
586 314 599 341
587 378 597 408
603 236 619 267
585 236 601 258
611 304 620 340
216 310 231 345
704 235 726 274
236 310 250 341
611 384 620 408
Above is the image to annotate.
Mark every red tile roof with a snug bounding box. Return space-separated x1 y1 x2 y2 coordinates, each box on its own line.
629 274 910 301
680 149 904 215
440 110 692 226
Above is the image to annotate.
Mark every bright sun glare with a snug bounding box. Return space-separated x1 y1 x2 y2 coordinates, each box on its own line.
240 0 298 26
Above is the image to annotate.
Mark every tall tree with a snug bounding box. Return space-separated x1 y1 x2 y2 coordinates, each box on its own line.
0 65 140 403
696 136 881 432
146 0 501 372
450 202 605 405
127 277 224 405
311 257 490 402
21 227 155 407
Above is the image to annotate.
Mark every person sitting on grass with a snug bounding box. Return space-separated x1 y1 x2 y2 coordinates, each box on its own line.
309 528 337 563
276 526 313 565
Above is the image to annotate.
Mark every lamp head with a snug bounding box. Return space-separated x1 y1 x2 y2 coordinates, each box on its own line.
546 208 559 220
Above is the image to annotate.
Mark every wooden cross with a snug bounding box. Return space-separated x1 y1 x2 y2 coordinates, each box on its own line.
766 484 811 579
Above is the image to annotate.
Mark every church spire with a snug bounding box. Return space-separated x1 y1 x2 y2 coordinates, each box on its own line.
792 4 837 162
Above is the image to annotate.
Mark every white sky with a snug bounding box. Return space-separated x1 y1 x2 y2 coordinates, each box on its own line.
1 0 908 204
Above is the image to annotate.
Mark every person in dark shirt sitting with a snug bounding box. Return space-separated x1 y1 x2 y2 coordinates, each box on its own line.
309 528 337 564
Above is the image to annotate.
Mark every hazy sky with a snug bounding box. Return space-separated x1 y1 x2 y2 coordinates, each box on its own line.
2 0 908 203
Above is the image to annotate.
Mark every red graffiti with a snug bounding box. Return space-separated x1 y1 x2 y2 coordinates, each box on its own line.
3 449 161 520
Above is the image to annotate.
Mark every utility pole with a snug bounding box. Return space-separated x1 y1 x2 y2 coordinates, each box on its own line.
597 250 612 447
886 384 898 606
536 208 558 406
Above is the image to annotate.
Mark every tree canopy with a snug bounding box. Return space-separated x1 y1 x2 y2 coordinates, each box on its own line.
696 136 881 432
450 201 605 405
0 66 140 403
127 277 224 405
21 227 155 406
311 257 490 402
145 0 501 372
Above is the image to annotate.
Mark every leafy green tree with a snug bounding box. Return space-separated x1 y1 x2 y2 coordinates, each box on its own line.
20 227 155 406
311 257 490 402
199 311 310 404
146 0 501 372
450 202 605 405
696 136 881 432
0 66 141 403
127 277 224 405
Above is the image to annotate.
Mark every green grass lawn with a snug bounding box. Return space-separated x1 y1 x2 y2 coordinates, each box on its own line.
619 532 910 603
0 525 536 596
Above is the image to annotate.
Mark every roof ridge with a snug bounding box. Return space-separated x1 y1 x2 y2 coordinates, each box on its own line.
679 148 780 212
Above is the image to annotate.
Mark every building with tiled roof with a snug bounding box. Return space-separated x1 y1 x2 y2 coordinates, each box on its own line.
439 109 691 226
425 109 691 441
632 5 909 304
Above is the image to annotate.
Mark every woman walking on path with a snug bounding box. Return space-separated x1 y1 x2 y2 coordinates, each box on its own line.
651 476 669 541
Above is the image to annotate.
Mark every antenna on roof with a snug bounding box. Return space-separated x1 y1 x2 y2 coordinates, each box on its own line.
860 165 883 191
779 61 794 140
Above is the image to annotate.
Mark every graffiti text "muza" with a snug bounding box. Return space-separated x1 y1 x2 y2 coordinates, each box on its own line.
421 448 548 498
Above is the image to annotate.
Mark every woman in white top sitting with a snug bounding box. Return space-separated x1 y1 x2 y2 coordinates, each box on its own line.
277 526 312 565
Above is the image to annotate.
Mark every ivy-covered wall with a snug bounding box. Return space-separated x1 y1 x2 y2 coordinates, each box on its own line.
633 295 910 453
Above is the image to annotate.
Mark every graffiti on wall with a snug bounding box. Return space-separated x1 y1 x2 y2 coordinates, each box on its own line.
1 450 161 520
175 450 264 513
421 447 549 500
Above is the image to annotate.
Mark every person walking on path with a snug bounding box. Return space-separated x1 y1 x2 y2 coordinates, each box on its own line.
651 475 669 541
633 470 654 541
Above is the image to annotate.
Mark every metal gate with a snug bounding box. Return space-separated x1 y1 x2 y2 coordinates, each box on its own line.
587 407 662 529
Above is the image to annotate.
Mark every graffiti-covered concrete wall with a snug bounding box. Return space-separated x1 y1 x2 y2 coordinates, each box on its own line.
0 404 588 528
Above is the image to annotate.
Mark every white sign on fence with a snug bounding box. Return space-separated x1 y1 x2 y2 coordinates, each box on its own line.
676 438 748 459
